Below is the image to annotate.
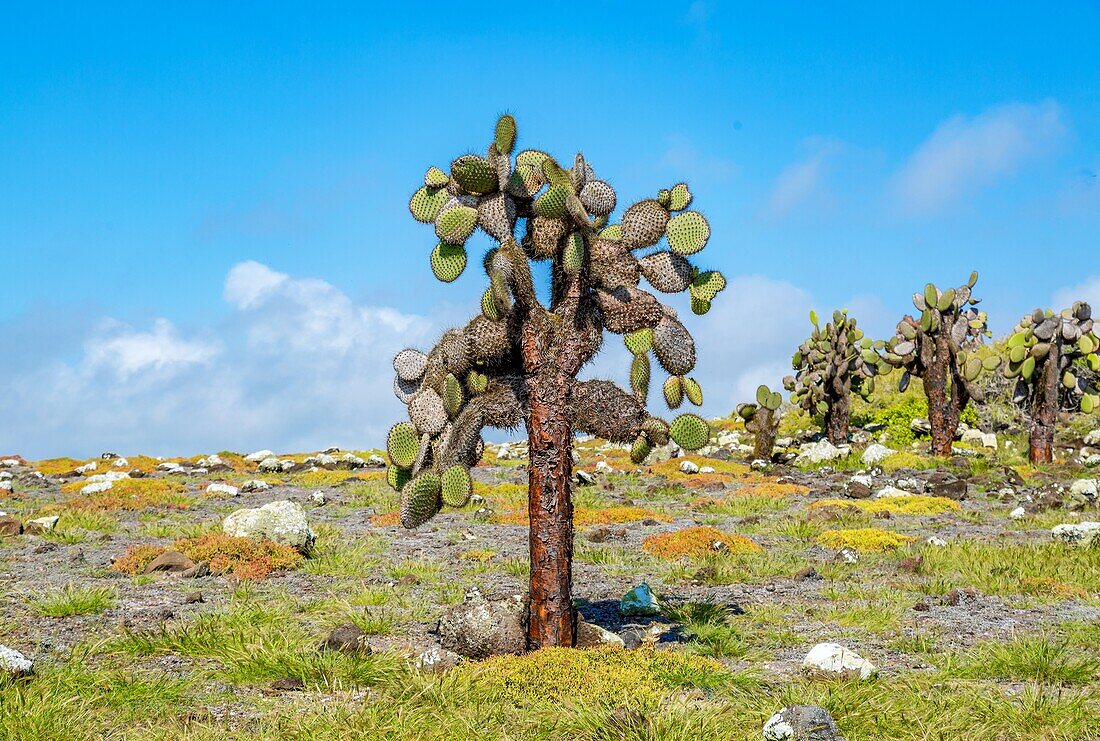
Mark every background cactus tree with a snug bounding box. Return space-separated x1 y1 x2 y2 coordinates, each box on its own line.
736 385 782 460
784 309 883 445
879 273 995 456
387 116 725 648
1005 302 1100 464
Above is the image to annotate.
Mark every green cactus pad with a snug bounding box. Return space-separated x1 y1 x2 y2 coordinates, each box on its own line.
690 270 727 302
400 472 442 529
765 391 782 411
482 287 503 320
630 434 653 464
938 287 956 312
682 377 703 406
923 284 939 310
563 232 585 274
690 296 711 315
668 183 693 212
435 205 478 245
443 373 463 418
669 414 710 451
964 357 982 381
441 465 473 508
630 352 651 398
424 167 449 188
755 384 771 407
534 183 571 220
387 422 420 469
663 376 683 409
599 224 623 241
666 212 710 255
1021 356 1036 380
494 115 517 155
386 464 411 492
624 328 653 355
450 155 498 196
430 242 468 283
516 149 549 170
409 186 450 223
1082 393 1098 414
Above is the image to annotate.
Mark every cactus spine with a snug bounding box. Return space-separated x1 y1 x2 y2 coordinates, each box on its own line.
879 272 993 456
384 116 724 649
784 309 884 445
1005 302 1099 463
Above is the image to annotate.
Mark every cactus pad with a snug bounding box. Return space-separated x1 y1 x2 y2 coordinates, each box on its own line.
430 243 468 283
400 472 442 528
387 422 420 469
669 414 710 451
620 199 670 248
666 212 710 255
435 204 479 244
409 186 450 223
652 316 696 375
408 389 448 436
441 465 473 508
450 155 498 196
494 114 517 155
640 251 693 293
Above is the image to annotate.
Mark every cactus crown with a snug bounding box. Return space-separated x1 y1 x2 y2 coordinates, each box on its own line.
784 309 885 415
387 116 726 527
1006 302 1100 413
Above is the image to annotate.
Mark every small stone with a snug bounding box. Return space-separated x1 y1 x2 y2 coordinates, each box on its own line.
205 483 239 497
925 536 947 547
80 480 114 495
794 440 849 466
269 677 304 692
678 460 700 474
310 491 327 506
24 515 59 534
619 582 660 616
910 418 931 434
750 459 769 471
874 486 909 499
1083 429 1100 447
239 479 271 493
0 644 33 679
595 461 613 474
1009 506 1027 519
575 619 626 648
801 642 877 680
244 449 275 463
317 623 372 656
144 550 196 574
415 645 460 673
575 470 597 486
699 465 716 474
794 566 821 581
365 454 386 467
619 623 670 649
836 548 859 564
861 444 896 466
0 517 22 537
763 704 846 741
1069 479 1098 502
184 592 205 604
437 589 526 659
1052 522 1100 548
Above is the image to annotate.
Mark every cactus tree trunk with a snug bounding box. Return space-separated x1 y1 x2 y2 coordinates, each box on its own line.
926 332 955 456
753 408 778 460
1028 341 1061 464
525 372 576 649
823 379 850 446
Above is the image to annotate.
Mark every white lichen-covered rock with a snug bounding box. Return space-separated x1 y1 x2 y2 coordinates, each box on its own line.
764 704 845 740
223 500 315 552
1085 454 1100 468
1069 479 1098 501
206 483 239 497
437 589 525 659
699 465 715 474
245 449 275 463
415 645 461 673
80 480 114 495
258 456 293 472
0 644 33 678
156 461 183 472
926 536 947 547
0 459 21 468
801 643 877 680
365 454 387 467
25 515 59 533
240 479 271 493
679 460 700 474
1009 506 1027 519
873 486 910 499
1051 521 1100 548
860 444 896 466
596 461 614 474
1083 429 1100 447
794 440 849 466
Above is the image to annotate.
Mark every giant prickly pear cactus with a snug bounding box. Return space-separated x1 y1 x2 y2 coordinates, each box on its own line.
879 272 994 456
736 385 782 460
784 309 883 445
387 116 725 648
1005 302 1099 464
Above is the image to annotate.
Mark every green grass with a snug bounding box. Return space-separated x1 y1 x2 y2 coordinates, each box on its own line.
26 584 117 617
946 636 1100 685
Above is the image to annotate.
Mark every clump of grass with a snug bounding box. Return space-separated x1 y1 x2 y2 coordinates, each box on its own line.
809 495 960 517
816 527 915 553
464 647 730 707
26 583 117 617
947 637 1099 685
642 526 762 560
736 481 809 497
111 533 303 580
917 540 1100 598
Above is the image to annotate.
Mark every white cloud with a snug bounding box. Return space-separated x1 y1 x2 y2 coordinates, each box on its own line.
1052 275 1100 312
0 262 434 458
892 100 1065 215
765 139 842 218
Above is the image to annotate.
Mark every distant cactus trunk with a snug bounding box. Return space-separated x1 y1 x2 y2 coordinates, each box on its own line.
525 373 576 648
925 332 955 456
1028 340 1060 464
752 407 778 460
823 386 849 446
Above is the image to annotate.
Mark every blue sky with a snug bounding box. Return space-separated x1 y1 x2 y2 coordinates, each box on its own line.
2 2 1098 458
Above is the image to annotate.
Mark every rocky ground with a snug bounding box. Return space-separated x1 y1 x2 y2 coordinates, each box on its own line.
1 418 1099 740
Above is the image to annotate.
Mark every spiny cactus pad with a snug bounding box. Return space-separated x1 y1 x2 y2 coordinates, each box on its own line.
666 212 710 255
387 423 420 469
441 465 473 508
400 472 442 528
669 414 710 451
431 243 468 283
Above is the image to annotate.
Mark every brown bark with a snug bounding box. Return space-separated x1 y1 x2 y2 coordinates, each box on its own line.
525 373 575 648
926 329 954 456
752 408 778 460
1028 341 1060 464
823 373 850 446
